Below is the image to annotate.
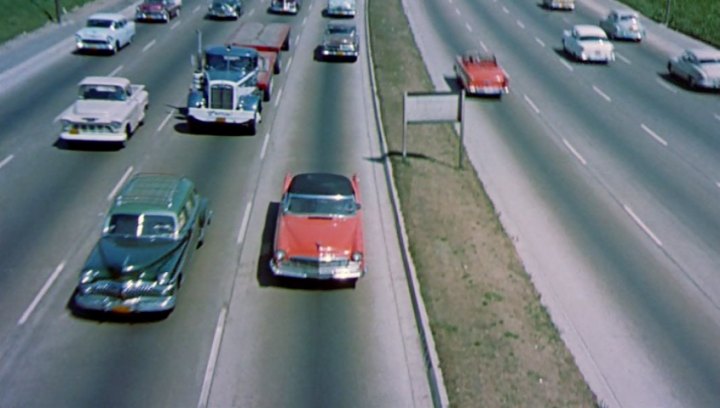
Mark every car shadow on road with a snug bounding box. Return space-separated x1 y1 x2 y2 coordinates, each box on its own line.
256 202 356 291
657 72 720 93
53 139 124 151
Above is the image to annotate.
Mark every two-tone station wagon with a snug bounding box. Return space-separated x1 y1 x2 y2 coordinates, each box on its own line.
71 174 211 317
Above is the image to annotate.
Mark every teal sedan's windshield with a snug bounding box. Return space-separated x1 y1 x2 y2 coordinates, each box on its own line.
106 214 176 237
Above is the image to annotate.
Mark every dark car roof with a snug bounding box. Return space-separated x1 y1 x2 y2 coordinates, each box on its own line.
112 173 195 215
288 173 354 196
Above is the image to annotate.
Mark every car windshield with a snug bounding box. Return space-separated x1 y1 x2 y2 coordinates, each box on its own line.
79 85 126 101
206 54 253 72
579 36 607 42
327 25 354 35
285 194 357 216
106 214 176 238
619 15 637 22
87 19 113 28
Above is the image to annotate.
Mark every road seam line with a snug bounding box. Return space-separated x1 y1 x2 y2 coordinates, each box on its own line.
197 306 228 408
641 123 668 147
623 205 663 247
523 94 540 114
109 65 123 77
0 154 14 170
563 139 587 165
592 85 612 102
142 39 156 53
236 202 252 245
18 261 66 326
108 166 134 201
157 111 174 132
260 132 270 159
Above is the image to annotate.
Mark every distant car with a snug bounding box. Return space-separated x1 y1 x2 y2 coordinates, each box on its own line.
75 13 135 54
562 25 615 63
207 0 243 19
319 22 359 61
270 173 366 282
269 0 300 15
71 173 212 316
135 0 181 23
667 49 720 90
599 9 645 41
542 0 574 11
58 76 149 146
326 0 355 17
453 50 509 96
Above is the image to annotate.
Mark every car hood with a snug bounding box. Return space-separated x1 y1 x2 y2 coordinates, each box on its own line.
277 214 361 259
63 100 123 123
465 64 505 84
98 236 184 277
324 34 354 46
139 4 165 12
77 27 112 40
700 64 720 78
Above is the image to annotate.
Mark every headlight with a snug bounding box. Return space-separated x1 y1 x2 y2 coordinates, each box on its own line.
274 250 286 262
157 272 172 285
351 252 363 262
61 120 73 131
109 121 123 132
80 269 99 284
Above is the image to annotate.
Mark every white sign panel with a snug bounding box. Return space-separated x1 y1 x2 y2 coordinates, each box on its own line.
404 92 460 123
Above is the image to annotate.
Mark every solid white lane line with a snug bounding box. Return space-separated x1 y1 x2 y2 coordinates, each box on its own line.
624 205 663 247
171 21 181 30
455 8 460 15
142 39 156 53
592 85 612 102
656 78 678 94
465 22 472 32
502 6 509 13
193 5 201 13
157 111 173 132
18 261 66 325
260 132 270 159
641 123 668 147
0 154 14 170
197 306 228 408
535 37 545 47
108 166 134 201
108 65 123 77
286 55 293 72
236 202 252 245
523 94 540 114
516 20 525 29
274 88 283 108
563 139 587 165
559 58 574 72
615 52 631 64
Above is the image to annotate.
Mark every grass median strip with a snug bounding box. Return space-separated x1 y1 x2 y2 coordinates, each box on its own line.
367 0 597 406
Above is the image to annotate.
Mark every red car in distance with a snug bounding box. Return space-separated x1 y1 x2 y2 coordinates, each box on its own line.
454 50 509 97
135 0 181 23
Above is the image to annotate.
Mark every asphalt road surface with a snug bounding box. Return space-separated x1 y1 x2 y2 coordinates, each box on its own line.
405 0 720 406
0 1 432 407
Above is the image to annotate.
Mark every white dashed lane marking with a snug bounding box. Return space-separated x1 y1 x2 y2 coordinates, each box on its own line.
624 205 663 247
524 94 540 114
563 139 587 166
142 39 156 53
0 154 14 170
592 85 612 102
109 65 123 77
641 123 668 147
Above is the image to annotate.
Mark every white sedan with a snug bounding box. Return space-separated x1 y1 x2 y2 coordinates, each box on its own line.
562 25 615 63
75 13 135 55
599 9 645 41
667 48 720 90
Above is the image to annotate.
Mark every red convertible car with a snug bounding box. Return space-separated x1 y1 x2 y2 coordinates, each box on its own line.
270 173 366 282
454 50 509 96
135 0 181 23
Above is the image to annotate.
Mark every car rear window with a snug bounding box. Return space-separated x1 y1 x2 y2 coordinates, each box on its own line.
106 214 176 237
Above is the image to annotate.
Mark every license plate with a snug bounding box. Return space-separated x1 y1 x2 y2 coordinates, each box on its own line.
215 117 226 123
112 305 131 313
69 128 79 134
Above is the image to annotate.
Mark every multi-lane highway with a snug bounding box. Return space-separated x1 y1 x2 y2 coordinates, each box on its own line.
0 0 433 407
406 0 720 406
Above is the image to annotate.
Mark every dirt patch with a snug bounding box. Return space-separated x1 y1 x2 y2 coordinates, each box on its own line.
368 1 597 406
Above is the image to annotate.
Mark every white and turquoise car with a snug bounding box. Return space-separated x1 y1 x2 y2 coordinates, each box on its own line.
75 13 135 55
